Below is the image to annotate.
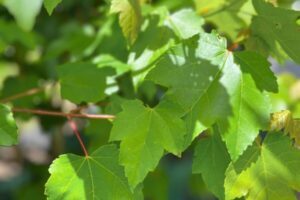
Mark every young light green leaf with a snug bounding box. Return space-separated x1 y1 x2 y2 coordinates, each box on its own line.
252 0 300 64
234 51 278 92
192 128 230 200
224 141 261 199
225 133 300 200
0 104 18 146
44 0 62 15
110 0 142 44
218 53 270 161
3 0 43 31
57 62 115 104
45 144 143 200
165 9 204 39
110 100 186 189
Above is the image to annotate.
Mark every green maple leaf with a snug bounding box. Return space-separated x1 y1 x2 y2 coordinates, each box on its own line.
110 0 142 44
225 133 300 200
218 51 271 161
251 0 300 64
57 62 115 104
110 100 186 189
3 0 43 31
146 34 230 128
44 0 62 15
0 104 18 146
146 32 272 160
192 127 230 200
45 144 143 200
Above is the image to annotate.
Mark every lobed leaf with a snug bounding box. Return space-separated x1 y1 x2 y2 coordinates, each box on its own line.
45 144 143 200
218 51 271 161
110 100 186 189
225 133 300 200
251 0 300 64
147 32 272 160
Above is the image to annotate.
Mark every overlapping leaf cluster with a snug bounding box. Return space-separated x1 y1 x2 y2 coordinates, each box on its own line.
0 0 300 199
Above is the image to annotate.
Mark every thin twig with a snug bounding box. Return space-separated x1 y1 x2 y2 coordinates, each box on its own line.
0 87 44 103
12 108 115 119
67 116 89 157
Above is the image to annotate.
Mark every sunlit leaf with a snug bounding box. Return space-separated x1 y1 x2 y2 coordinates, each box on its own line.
45 144 143 200
110 0 142 44
3 0 43 31
225 133 300 200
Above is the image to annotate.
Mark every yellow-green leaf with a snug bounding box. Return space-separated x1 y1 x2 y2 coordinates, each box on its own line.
110 0 142 44
225 133 300 200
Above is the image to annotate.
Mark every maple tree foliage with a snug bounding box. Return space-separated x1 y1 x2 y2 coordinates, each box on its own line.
0 0 300 199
